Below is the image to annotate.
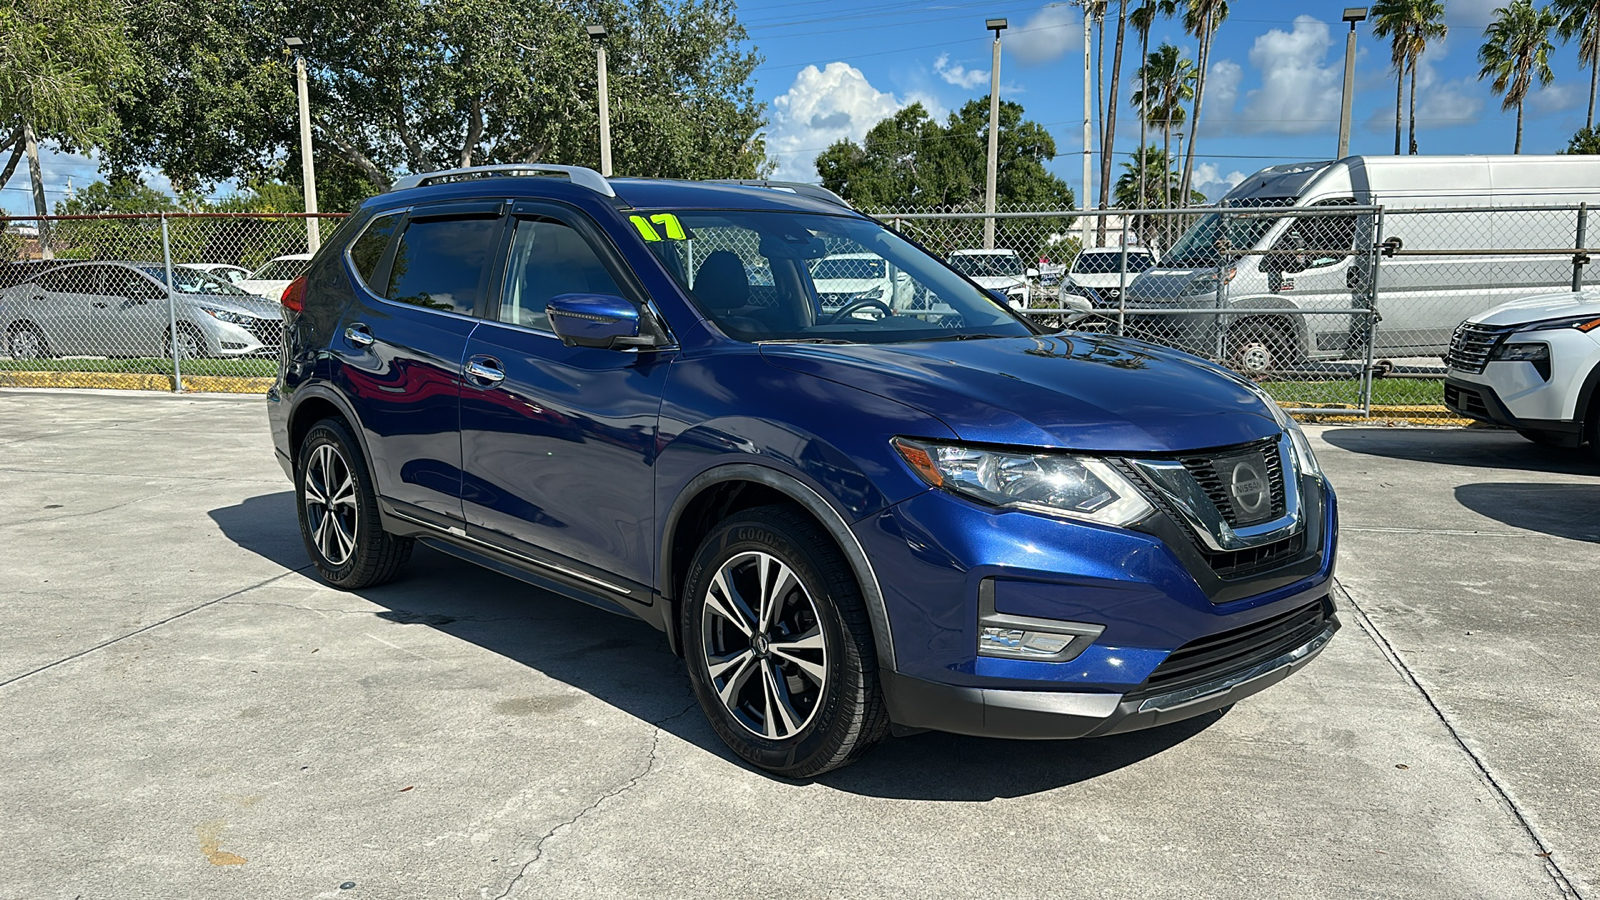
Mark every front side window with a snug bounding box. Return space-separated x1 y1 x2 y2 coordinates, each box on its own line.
499 217 624 332
385 217 502 316
642 210 1033 344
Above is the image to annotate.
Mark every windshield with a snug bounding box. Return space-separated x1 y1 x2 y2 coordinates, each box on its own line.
643 211 1033 344
1072 251 1155 275
1164 206 1288 268
141 266 252 296
948 253 1023 278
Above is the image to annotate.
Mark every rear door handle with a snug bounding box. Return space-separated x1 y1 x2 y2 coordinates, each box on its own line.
465 356 505 387
344 324 374 348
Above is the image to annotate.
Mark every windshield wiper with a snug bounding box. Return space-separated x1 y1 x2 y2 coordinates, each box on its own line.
918 332 1015 342
756 337 856 345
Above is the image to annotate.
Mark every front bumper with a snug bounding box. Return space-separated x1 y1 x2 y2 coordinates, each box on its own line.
1444 374 1583 442
883 609 1337 739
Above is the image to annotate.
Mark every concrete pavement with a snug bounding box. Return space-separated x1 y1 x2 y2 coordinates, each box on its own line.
0 390 1592 899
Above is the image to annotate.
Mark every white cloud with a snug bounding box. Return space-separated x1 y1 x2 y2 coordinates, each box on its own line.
1192 163 1247 202
933 53 990 90
1217 16 1343 136
1202 59 1244 127
1364 37 1483 137
1008 3 1085 67
764 63 920 181
1531 81 1586 114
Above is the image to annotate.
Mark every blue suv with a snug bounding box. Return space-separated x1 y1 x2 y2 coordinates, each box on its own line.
268 165 1338 776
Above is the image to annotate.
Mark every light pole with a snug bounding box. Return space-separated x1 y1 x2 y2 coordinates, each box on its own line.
1079 2 1094 250
282 37 320 253
983 18 1007 250
1336 7 1367 159
588 25 613 177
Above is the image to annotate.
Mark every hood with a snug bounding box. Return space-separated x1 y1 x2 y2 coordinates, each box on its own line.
1120 268 1214 302
969 274 1026 291
178 292 284 319
760 333 1280 454
1470 289 1600 326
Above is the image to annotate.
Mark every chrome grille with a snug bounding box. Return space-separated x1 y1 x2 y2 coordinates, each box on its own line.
1445 322 1514 374
1179 437 1287 528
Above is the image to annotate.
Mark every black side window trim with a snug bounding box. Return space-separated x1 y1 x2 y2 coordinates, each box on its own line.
377 204 511 320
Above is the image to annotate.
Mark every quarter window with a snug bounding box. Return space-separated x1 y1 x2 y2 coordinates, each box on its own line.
385 217 502 316
349 214 401 291
499 217 624 332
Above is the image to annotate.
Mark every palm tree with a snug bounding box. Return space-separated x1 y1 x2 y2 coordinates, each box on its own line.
1098 1 1131 245
1129 0 1178 210
1131 43 1196 242
1177 0 1228 210
1552 0 1600 127
1479 0 1559 153
1371 0 1448 155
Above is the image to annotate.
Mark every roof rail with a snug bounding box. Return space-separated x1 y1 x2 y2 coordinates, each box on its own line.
391 164 615 197
707 180 852 209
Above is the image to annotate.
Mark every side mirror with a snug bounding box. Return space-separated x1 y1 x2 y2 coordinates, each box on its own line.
547 293 651 350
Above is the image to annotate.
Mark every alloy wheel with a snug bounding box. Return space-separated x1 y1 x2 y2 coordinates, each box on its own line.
700 550 829 740
303 443 358 566
174 330 203 359
10 328 43 359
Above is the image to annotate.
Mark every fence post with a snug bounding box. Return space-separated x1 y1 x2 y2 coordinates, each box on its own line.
1213 211 1230 363
1360 208 1386 417
1574 202 1589 293
161 214 183 393
1116 217 1130 336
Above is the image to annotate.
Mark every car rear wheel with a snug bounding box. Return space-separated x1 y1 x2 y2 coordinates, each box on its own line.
296 418 413 589
8 323 49 360
683 505 888 777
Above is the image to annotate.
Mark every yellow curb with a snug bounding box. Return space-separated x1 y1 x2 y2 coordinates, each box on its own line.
0 371 272 394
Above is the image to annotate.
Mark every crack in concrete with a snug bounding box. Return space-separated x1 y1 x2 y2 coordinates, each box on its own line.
0 489 176 528
491 700 698 900
0 566 313 690
1338 581 1585 900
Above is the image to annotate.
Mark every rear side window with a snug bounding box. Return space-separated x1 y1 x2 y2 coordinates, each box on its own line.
35 270 72 292
499 218 624 332
348 214 400 291
385 217 502 316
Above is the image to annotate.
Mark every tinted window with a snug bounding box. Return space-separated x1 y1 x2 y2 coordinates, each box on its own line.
349 214 401 290
1072 252 1155 274
812 257 885 280
108 267 162 299
386 217 501 316
948 254 1022 277
35 269 73 292
500 218 623 332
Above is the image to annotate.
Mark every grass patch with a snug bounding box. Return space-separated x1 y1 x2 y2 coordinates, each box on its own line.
0 357 277 378
1260 377 1444 408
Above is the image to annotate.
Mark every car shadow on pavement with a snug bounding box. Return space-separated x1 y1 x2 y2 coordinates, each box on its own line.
1319 427 1600 475
1454 483 1600 543
210 492 1221 796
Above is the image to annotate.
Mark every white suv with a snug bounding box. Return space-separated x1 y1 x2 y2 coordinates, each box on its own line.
947 249 1035 308
1065 246 1158 307
1443 289 1600 453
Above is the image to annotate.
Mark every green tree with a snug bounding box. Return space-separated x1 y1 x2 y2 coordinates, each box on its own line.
54 177 177 215
1114 145 1203 246
103 0 765 198
816 99 1075 260
1478 0 1559 153
1565 124 1600 150
1128 0 1178 210
0 0 135 247
1130 44 1196 213
1177 0 1227 209
1372 0 1448 155
1552 0 1600 127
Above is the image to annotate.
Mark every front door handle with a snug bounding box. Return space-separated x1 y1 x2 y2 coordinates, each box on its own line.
344 324 374 348
465 356 505 387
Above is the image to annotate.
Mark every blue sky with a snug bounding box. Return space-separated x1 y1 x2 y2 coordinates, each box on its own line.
4 0 1595 214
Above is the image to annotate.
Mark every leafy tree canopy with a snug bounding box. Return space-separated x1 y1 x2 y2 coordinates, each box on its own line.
1564 125 1600 152
55 177 179 215
100 0 766 204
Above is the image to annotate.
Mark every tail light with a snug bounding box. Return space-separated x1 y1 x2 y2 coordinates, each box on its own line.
280 275 307 313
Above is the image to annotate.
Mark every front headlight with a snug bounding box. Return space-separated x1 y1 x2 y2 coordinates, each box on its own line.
201 307 254 326
892 438 1153 526
1189 266 1237 294
1491 341 1550 362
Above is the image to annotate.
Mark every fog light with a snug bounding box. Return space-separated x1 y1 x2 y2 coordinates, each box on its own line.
980 627 1074 658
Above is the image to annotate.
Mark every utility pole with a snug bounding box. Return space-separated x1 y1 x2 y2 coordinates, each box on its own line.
1337 8 1367 159
1080 2 1094 249
588 25 613 177
984 19 1007 250
283 37 320 253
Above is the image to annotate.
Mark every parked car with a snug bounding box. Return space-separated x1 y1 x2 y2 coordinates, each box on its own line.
946 249 1036 307
268 164 1339 777
181 263 252 284
1443 289 1600 454
0 261 284 360
0 259 65 291
1127 154 1600 374
1064 246 1159 307
237 253 313 301
809 253 914 312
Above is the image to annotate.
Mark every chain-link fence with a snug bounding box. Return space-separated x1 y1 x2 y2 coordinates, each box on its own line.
2 203 1593 414
870 202 1597 420
0 213 344 393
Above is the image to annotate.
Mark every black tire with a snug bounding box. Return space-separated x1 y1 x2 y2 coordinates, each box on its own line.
1227 321 1295 377
682 505 888 777
295 418 413 589
7 323 49 360
164 324 210 360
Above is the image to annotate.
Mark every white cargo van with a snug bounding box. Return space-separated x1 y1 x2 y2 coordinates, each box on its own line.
1125 155 1600 373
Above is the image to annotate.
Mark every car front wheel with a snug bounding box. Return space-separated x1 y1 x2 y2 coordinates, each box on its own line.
683 505 888 777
